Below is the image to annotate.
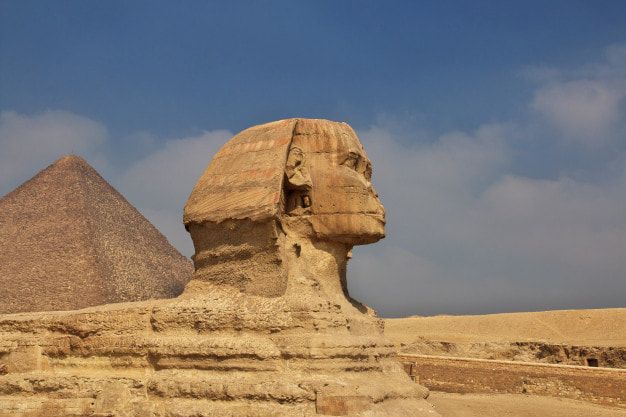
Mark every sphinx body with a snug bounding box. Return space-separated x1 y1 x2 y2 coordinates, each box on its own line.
0 119 438 417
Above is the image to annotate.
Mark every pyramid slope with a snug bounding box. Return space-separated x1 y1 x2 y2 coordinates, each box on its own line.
0 155 193 313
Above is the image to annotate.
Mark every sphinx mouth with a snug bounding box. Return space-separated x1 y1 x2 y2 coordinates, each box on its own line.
337 211 385 225
366 212 386 224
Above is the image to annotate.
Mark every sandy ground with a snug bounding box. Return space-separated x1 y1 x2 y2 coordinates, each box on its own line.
385 308 626 346
430 392 626 417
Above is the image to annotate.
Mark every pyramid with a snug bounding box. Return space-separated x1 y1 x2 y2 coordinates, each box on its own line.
0 155 193 314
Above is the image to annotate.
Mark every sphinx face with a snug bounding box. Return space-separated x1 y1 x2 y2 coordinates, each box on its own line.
284 120 385 245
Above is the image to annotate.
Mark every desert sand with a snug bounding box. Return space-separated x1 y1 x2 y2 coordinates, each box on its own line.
386 308 626 346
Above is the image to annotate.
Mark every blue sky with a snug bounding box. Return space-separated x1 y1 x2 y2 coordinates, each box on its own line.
1 1 625 316
3 1 625 136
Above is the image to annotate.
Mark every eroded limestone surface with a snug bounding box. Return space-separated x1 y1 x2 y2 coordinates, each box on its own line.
0 119 439 417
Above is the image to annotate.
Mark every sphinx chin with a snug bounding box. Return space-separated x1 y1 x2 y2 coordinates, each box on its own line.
308 212 386 245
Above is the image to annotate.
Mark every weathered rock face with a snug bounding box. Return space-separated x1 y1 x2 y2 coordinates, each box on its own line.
0 155 192 314
0 120 438 417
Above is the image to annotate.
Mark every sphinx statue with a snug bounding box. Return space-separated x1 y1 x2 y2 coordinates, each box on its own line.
184 118 386 303
0 119 438 417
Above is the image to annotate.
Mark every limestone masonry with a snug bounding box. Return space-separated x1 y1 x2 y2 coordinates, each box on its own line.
399 354 626 408
0 119 439 416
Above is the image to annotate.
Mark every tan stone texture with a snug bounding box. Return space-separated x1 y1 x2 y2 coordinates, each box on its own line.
184 118 385 244
0 155 193 313
184 119 295 224
0 120 438 416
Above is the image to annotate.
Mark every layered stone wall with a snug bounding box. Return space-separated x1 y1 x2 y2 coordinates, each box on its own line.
399 354 626 408
396 339 626 368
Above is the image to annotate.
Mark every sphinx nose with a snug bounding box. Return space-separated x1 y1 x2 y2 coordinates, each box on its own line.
368 183 380 199
368 186 385 214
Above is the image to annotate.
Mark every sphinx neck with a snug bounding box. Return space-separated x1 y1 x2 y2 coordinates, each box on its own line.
185 219 288 297
281 232 360 308
184 219 359 306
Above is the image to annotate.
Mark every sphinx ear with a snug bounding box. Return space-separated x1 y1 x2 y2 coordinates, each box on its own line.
285 146 312 189
284 146 313 214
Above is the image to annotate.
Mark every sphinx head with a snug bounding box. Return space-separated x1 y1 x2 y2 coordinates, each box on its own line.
281 119 385 244
183 119 384 296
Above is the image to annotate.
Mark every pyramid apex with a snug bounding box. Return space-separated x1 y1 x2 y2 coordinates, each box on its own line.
53 154 90 168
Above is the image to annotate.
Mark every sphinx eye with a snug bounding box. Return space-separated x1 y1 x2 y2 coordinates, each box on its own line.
363 162 372 181
342 152 360 170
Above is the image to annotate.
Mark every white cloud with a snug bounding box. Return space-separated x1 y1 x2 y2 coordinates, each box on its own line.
528 42 626 147
0 110 108 192
532 79 625 145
